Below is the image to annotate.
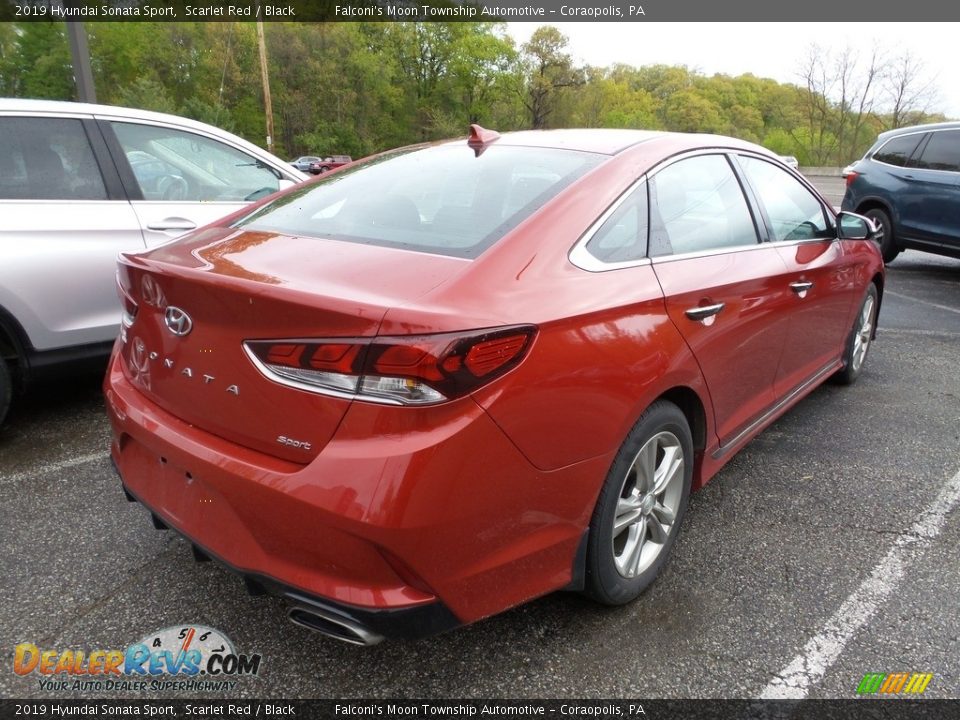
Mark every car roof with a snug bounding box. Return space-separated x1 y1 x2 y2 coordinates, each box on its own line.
444 127 775 158
1 97 224 132
476 128 664 155
877 120 960 141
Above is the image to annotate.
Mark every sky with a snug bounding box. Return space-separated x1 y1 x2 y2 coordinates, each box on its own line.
505 23 959 119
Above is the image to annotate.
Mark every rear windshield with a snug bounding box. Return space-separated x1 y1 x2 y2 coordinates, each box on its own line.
236 144 604 258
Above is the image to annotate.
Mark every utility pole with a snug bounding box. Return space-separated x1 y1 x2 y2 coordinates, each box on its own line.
66 22 97 103
255 16 275 154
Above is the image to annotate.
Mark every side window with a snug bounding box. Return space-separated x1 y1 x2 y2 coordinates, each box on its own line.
0 117 107 201
584 180 648 263
111 122 280 202
738 156 830 242
912 130 960 172
873 134 924 167
649 155 757 256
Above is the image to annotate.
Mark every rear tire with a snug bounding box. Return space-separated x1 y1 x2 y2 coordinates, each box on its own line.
583 401 693 606
834 284 878 386
0 359 11 427
863 208 900 263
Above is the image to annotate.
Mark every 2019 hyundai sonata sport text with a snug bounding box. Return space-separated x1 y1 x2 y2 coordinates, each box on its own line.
106 127 884 645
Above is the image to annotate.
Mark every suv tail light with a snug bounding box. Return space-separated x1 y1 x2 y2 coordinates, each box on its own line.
845 171 859 187
244 326 537 406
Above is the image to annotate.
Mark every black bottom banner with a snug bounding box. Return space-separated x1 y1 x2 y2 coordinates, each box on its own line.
2 699 958 720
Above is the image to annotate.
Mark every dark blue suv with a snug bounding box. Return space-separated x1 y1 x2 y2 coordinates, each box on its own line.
842 122 960 263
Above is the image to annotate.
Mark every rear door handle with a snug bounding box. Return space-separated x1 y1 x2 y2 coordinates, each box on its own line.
684 303 725 321
790 281 814 297
146 218 197 232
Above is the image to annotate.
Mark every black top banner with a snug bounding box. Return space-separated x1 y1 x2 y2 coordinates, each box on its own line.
2 0 959 22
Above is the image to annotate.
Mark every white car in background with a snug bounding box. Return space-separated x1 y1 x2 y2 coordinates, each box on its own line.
779 155 800 170
0 99 308 425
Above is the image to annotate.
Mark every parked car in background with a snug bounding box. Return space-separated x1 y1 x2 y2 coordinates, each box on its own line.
841 121 960 262
106 126 883 644
290 156 324 174
0 99 308 426
317 154 352 172
779 154 799 170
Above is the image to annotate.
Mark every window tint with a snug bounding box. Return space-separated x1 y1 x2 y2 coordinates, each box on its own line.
584 180 648 263
238 145 604 259
912 130 960 172
648 155 757 256
111 122 280 202
0 117 107 201
873 133 924 167
739 156 830 241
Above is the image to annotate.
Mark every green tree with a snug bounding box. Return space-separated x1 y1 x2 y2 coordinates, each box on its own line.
447 23 517 127
663 89 723 133
115 77 178 114
6 23 73 99
518 26 582 129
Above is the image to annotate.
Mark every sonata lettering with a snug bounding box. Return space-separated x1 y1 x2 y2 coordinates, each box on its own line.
130 341 239 396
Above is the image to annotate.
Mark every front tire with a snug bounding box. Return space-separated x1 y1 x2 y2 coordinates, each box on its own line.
834 284 878 386
584 401 693 605
863 208 900 263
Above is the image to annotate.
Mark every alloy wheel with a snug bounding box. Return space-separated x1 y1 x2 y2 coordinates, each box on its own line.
851 294 875 373
612 431 685 579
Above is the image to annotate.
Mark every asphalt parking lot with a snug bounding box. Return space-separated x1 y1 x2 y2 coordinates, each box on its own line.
1 249 958 701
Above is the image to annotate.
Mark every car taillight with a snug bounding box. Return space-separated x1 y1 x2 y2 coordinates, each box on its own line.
243 326 537 405
845 171 859 187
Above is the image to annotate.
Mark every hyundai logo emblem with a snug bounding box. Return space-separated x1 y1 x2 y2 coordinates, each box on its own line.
164 306 193 337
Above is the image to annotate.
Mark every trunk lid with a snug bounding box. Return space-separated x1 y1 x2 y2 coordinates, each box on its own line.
117 227 469 463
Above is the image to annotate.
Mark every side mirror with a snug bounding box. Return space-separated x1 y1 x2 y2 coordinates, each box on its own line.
836 211 877 241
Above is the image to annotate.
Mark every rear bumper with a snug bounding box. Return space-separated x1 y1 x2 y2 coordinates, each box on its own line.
105 353 601 635
116 465 459 641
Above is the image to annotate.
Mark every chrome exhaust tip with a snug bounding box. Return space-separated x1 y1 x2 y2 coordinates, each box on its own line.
287 606 384 646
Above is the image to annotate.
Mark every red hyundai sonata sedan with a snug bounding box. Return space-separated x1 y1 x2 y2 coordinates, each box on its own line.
105 127 884 644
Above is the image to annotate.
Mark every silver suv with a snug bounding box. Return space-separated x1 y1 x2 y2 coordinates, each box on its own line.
0 99 308 425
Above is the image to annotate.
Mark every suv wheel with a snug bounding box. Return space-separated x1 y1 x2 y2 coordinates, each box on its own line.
863 208 900 263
